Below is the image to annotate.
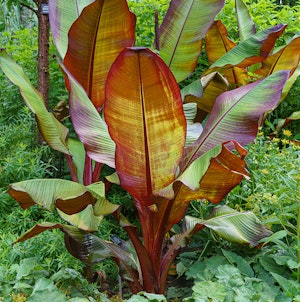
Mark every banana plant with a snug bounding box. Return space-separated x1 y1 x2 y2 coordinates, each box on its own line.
0 0 295 295
191 0 300 121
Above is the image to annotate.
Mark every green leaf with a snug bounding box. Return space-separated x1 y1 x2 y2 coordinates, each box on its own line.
9 179 96 214
67 138 85 184
57 205 103 232
59 61 116 168
271 273 300 297
27 278 67 302
235 0 256 41
157 0 225 82
0 49 70 155
16 258 37 280
183 205 272 247
126 292 167 302
192 281 227 301
210 24 286 69
221 249 254 277
258 230 288 246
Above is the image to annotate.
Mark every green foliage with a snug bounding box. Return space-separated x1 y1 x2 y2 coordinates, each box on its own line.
0 0 37 32
218 0 300 44
127 0 169 46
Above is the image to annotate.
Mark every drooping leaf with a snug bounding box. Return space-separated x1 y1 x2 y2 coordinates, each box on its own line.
64 0 136 109
157 0 225 82
105 48 186 205
162 142 248 231
9 179 96 214
278 63 300 105
87 182 120 215
0 49 70 155
275 111 300 134
63 226 141 284
183 205 272 247
59 61 116 168
186 70 289 162
205 21 248 85
57 206 103 231
49 0 94 58
235 0 256 41
14 222 63 243
209 24 286 70
255 36 300 77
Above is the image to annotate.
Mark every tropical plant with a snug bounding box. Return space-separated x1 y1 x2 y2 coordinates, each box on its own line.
0 0 298 295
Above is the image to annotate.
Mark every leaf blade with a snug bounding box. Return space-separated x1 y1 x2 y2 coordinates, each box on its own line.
105 47 186 205
157 0 225 82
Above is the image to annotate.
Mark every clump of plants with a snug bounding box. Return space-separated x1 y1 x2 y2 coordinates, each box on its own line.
0 0 299 298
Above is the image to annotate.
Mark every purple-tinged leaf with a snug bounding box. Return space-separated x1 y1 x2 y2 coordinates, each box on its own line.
59 61 116 168
186 70 289 162
49 0 94 58
157 0 225 82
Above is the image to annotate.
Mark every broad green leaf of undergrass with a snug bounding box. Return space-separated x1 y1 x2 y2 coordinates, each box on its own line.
271 273 300 298
221 249 254 277
126 292 167 302
0 49 70 155
27 278 67 302
190 281 227 301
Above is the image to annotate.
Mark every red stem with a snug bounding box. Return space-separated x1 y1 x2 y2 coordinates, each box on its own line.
92 162 102 183
83 154 92 185
65 154 79 183
113 212 157 292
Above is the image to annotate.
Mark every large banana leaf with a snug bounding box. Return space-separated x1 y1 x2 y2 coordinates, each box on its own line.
157 0 224 83
235 0 256 42
104 48 186 205
161 71 289 231
49 0 94 58
205 21 248 85
160 204 272 282
9 179 96 214
183 205 272 247
186 70 289 163
209 24 286 70
0 50 70 155
60 61 116 168
64 0 136 109
256 36 300 77
160 142 248 232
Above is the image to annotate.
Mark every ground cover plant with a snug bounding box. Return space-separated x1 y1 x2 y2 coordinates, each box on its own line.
0 0 300 300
